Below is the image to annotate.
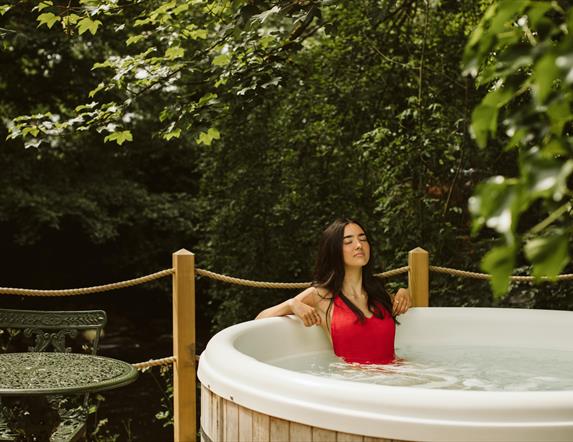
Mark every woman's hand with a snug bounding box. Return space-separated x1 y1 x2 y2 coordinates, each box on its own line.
289 298 321 327
393 288 412 315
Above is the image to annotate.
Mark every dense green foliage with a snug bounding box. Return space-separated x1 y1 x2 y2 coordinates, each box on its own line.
464 0 573 295
1 0 572 330
2 1 573 438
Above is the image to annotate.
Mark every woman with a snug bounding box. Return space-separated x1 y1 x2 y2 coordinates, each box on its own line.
256 218 411 364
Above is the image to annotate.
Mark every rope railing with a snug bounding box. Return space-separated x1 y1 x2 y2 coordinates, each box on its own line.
0 266 407 295
195 268 310 289
195 265 410 288
132 356 175 370
2 262 572 376
0 269 174 296
2 264 572 297
429 265 573 281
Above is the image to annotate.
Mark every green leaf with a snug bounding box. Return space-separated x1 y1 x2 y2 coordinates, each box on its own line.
207 127 220 140
21 126 40 137
470 104 498 148
77 17 102 35
462 1 529 77
134 17 151 27
196 127 220 145
92 60 114 70
489 1 528 35
172 3 189 15
466 18 485 49
32 1 53 12
188 29 208 40
546 98 571 135
469 177 523 237
37 12 60 29
0 4 12 15
522 157 573 200
198 93 218 107
524 232 570 280
259 35 275 49
542 138 569 156
533 53 559 103
482 85 514 108
165 46 185 60
212 53 231 67
37 1 53 12
163 128 181 141
62 13 81 30
505 126 527 150
490 45 533 81
481 245 516 296
126 35 145 46
104 130 133 146
88 82 105 98
159 108 170 122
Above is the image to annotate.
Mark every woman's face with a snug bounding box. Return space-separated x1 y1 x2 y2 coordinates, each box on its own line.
342 223 370 269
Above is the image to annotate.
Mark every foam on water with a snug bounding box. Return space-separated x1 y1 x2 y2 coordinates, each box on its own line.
268 345 573 391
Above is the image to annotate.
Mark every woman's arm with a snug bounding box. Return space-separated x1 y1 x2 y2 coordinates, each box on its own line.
392 287 412 315
256 287 323 327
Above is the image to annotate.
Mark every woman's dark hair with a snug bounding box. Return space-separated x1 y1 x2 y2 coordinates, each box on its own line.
313 218 395 326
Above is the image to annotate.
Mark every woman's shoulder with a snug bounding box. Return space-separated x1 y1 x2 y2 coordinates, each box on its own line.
295 285 333 305
313 285 334 301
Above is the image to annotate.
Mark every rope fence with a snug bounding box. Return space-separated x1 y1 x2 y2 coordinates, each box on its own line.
1 264 573 296
0 269 174 296
195 266 410 288
132 356 176 370
3 261 573 374
429 265 573 282
0 265 410 295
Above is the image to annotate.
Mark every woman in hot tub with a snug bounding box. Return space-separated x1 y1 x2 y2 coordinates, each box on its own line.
256 218 411 365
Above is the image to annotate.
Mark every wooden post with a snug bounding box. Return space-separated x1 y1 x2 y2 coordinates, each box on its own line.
408 247 429 307
173 249 196 442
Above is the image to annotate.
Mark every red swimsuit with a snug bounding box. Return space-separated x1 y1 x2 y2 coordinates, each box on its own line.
330 296 396 364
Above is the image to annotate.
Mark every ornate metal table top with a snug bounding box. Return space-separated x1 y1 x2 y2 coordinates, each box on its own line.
0 353 138 396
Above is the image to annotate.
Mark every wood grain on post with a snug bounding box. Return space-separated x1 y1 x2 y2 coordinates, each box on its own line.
408 247 429 307
173 249 196 442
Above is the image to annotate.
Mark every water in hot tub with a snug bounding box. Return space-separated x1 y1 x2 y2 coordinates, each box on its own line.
268 345 573 391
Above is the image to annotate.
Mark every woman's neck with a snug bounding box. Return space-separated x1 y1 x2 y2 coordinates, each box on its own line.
342 267 364 298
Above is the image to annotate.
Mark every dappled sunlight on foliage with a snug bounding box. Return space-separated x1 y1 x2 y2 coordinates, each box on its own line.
464 0 573 295
0 0 571 328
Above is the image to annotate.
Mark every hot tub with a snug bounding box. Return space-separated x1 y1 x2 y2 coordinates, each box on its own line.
197 307 573 442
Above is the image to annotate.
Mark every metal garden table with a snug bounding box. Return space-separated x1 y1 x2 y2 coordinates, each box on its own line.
0 352 138 396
